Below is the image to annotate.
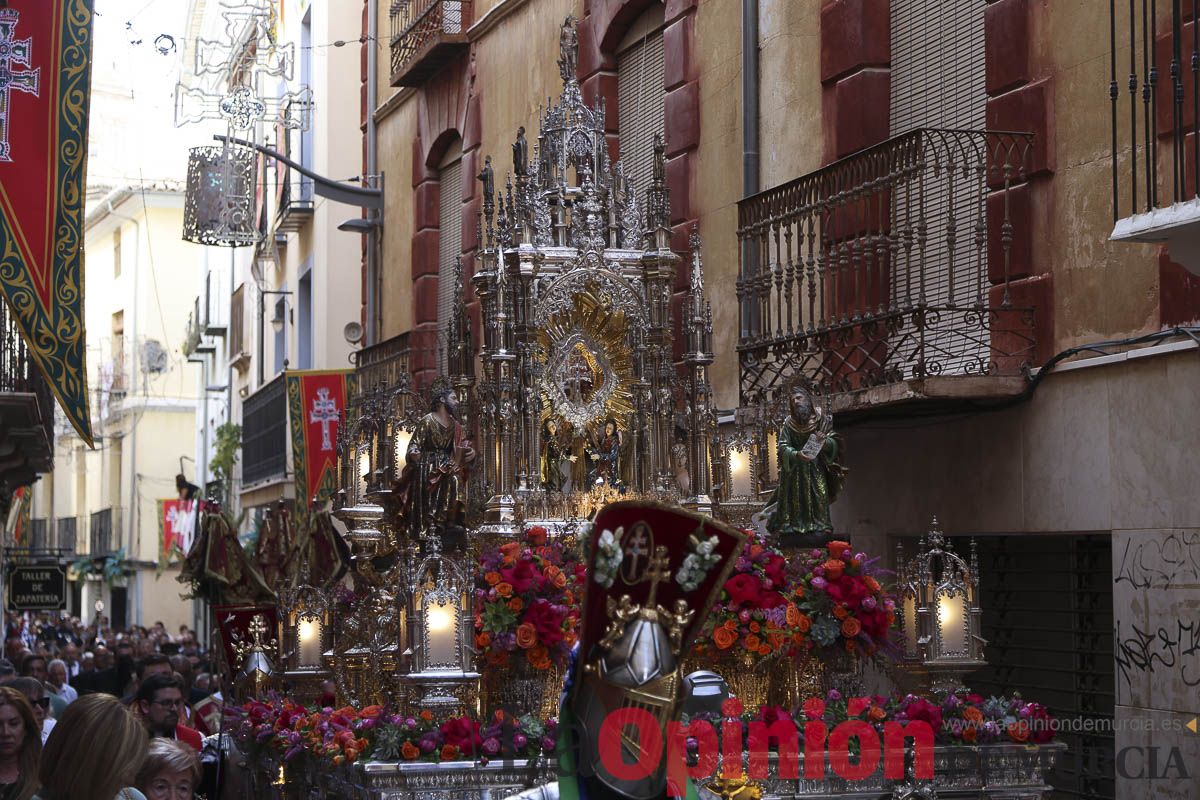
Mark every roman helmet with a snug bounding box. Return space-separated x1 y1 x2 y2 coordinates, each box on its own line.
568 502 746 799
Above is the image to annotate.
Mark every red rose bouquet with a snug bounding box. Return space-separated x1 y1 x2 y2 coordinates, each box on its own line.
693 531 810 663
790 540 897 659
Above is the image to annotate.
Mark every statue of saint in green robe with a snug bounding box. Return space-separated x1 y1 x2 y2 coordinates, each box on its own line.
765 387 846 546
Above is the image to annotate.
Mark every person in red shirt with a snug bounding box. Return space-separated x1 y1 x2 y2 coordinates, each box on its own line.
134 673 202 751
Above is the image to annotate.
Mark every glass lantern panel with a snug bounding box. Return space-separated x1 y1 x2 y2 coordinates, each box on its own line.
297 617 323 667
356 445 371 502
394 428 413 479
764 430 779 485
425 598 460 667
902 592 919 656
936 589 968 655
730 448 753 496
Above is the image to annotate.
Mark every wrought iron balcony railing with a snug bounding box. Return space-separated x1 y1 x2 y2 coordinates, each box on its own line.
389 0 472 87
89 507 121 556
353 331 412 396
1108 1 1200 271
275 120 314 233
737 128 1036 407
275 170 315 232
56 516 78 553
242 373 288 486
0 298 53 486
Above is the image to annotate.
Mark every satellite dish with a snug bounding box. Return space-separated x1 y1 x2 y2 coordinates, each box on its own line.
343 321 363 345
142 339 168 373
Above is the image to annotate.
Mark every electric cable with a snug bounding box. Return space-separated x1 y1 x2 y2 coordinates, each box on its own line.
839 325 1200 429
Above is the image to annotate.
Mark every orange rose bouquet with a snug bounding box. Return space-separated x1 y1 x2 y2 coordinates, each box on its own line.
473 526 586 670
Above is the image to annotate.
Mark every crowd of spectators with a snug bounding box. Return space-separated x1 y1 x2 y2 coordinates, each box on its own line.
0 612 219 800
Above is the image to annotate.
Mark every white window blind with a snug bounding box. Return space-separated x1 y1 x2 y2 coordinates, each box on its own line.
437 155 463 369
890 0 985 134
617 5 666 201
889 0 987 374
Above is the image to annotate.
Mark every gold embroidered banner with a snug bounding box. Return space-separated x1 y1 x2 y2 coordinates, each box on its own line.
0 1 96 445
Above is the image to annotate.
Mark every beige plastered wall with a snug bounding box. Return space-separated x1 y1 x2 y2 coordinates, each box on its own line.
1023 2 1166 349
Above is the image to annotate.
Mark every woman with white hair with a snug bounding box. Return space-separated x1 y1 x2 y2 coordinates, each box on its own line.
45 661 76 704
135 739 200 800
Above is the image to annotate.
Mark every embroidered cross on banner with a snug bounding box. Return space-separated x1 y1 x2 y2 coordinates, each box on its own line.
308 387 339 451
0 8 40 162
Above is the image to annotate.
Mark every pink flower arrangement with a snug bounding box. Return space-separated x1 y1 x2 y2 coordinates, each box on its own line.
790 540 897 658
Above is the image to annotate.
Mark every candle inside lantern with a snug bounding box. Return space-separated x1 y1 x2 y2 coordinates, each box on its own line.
729 449 752 497
394 428 413 477
297 617 322 668
425 598 459 667
936 591 968 655
357 446 371 501
765 430 779 485
902 593 918 656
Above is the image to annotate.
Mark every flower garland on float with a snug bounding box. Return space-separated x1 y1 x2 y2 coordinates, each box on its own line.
229 688 1054 770
678 690 1056 754
229 698 558 767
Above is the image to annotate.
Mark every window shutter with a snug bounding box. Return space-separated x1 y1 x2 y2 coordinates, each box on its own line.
890 0 985 134
617 26 666 200
889 0 987 373
437 156 463 368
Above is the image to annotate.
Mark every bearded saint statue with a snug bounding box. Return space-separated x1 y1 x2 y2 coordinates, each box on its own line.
764 386 847 547
403 387 476 541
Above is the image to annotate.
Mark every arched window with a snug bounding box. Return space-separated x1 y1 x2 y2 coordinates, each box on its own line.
616 3 666 199
436 142 463 368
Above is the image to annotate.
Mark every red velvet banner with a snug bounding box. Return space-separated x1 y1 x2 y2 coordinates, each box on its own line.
0 1 96 445
286 369 354 508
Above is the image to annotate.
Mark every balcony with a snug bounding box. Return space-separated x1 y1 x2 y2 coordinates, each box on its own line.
0 299 53 491
88 507 121 556
182 269 229 358
354 332 412 394
1108 3 1200 274
389 0 472 88
29 518 47 551
229 283 251 372
242 373 288 486
736 128 1037 417
275 131 314 233
56 516 78 553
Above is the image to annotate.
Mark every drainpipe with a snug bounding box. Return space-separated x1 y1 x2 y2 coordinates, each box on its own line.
742 0 760 198
366 0 380 345
741 0 760 339
106 196 139 575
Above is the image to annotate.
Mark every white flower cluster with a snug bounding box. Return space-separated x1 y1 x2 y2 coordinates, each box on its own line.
593 526 625 588
675 534 720 591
